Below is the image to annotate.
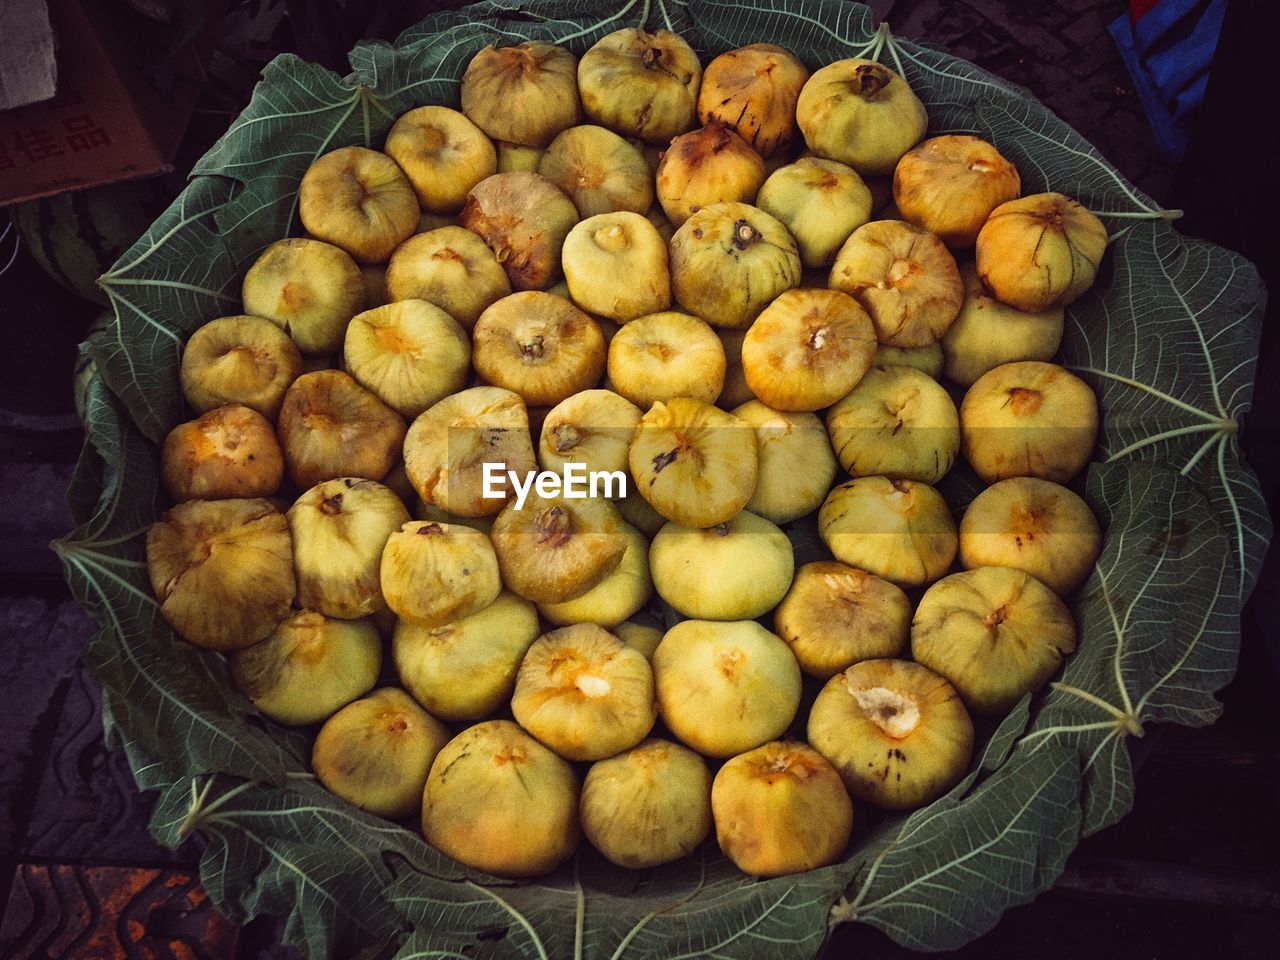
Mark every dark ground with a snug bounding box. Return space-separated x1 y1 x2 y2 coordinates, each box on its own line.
1 0 1277 958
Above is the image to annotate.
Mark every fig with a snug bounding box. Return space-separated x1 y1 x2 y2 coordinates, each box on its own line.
578 29 701 144
829 220 964 348
628 398 758 528
875 341 944 379
893 135 1021 248
496 141 545 172
490 494 627 603
607 311 725 408
656 122 766 227
653 619 801 758
384 226 511 330
393 590 539 721
228 611 381 725
379 520 501 627
288 477 409 618
538 388 642 487
669 202 802 329
711 741 853 877
616 490 667 537
461 43 580 148
774 561 910 679
732 401 837 524
960 361 1098 484
650 511 794 620
540 521 652 627
959 477 1102 596
471 292 604 405
697 44 809 159
818 477 958 588
422 720 579 877
976 193 1107 312
241 239 365 355
826 364 960 483
276 370 406 490
343 300 471 417
312 688 450 819
942 263 1064 387
511 624 657 760
756 157 873 267
796 59 927 175
716 328 756 409
808 659 973 809
614 619 664 660
562 212 670 321
180 315 303 420
403 385 537 517
161 405 283 501
384 105 497 214
741 287 878 411
580 738 712 868
146 498 295 650
459 172 579 291
912 566 1077 715
298 146 419 263
538 125 653 217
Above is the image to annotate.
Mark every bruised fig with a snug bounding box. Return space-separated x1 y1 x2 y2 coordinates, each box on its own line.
422 720 579 877
512 624 657 760
384 106 497 214
628 398 758 528
615 619 663 659
712 741 853 877
578 29 701 144
298 147 419 263
757 158 873 268
808 659 973 809
385 227 511 330
912 566 1077 715
942 263 1064 387
461 43 580 148
797 59 927 175
538 389 642 486
959 477 1102 596
562 212 671 321
459 172 579 290
774 561 911 679
741 288 877 411
343 300 470 417
650 511 794 620
539 521 652 627
581 739 712 868
490 494 627 603
379 520 501 627
288 478 409 618
825 364 960 484
875 341 944 378
229 611 381 725
656 122 766 227
276 370 406 490
960 361 1098 484
976 193 1107 312
893 135 1021 248
393 590 539 721
697 44 809 159
312 687 450 818
472 292 605 405
607 311 725 408
829 220 964 347
181 315 303 420
670 202 801 329
732 401 837 524
241 239 365 355
146 499 294 650
538 125 653 217
818 477 958 588
161 405 283 501
403 386 537 516
653 619 801 758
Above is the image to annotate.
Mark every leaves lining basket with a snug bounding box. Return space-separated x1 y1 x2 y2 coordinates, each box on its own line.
57 0 1271 955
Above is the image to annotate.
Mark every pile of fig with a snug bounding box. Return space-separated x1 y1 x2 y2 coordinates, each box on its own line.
148 27 1108 880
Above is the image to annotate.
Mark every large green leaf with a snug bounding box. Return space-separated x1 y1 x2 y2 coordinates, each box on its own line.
59 0 1268 957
